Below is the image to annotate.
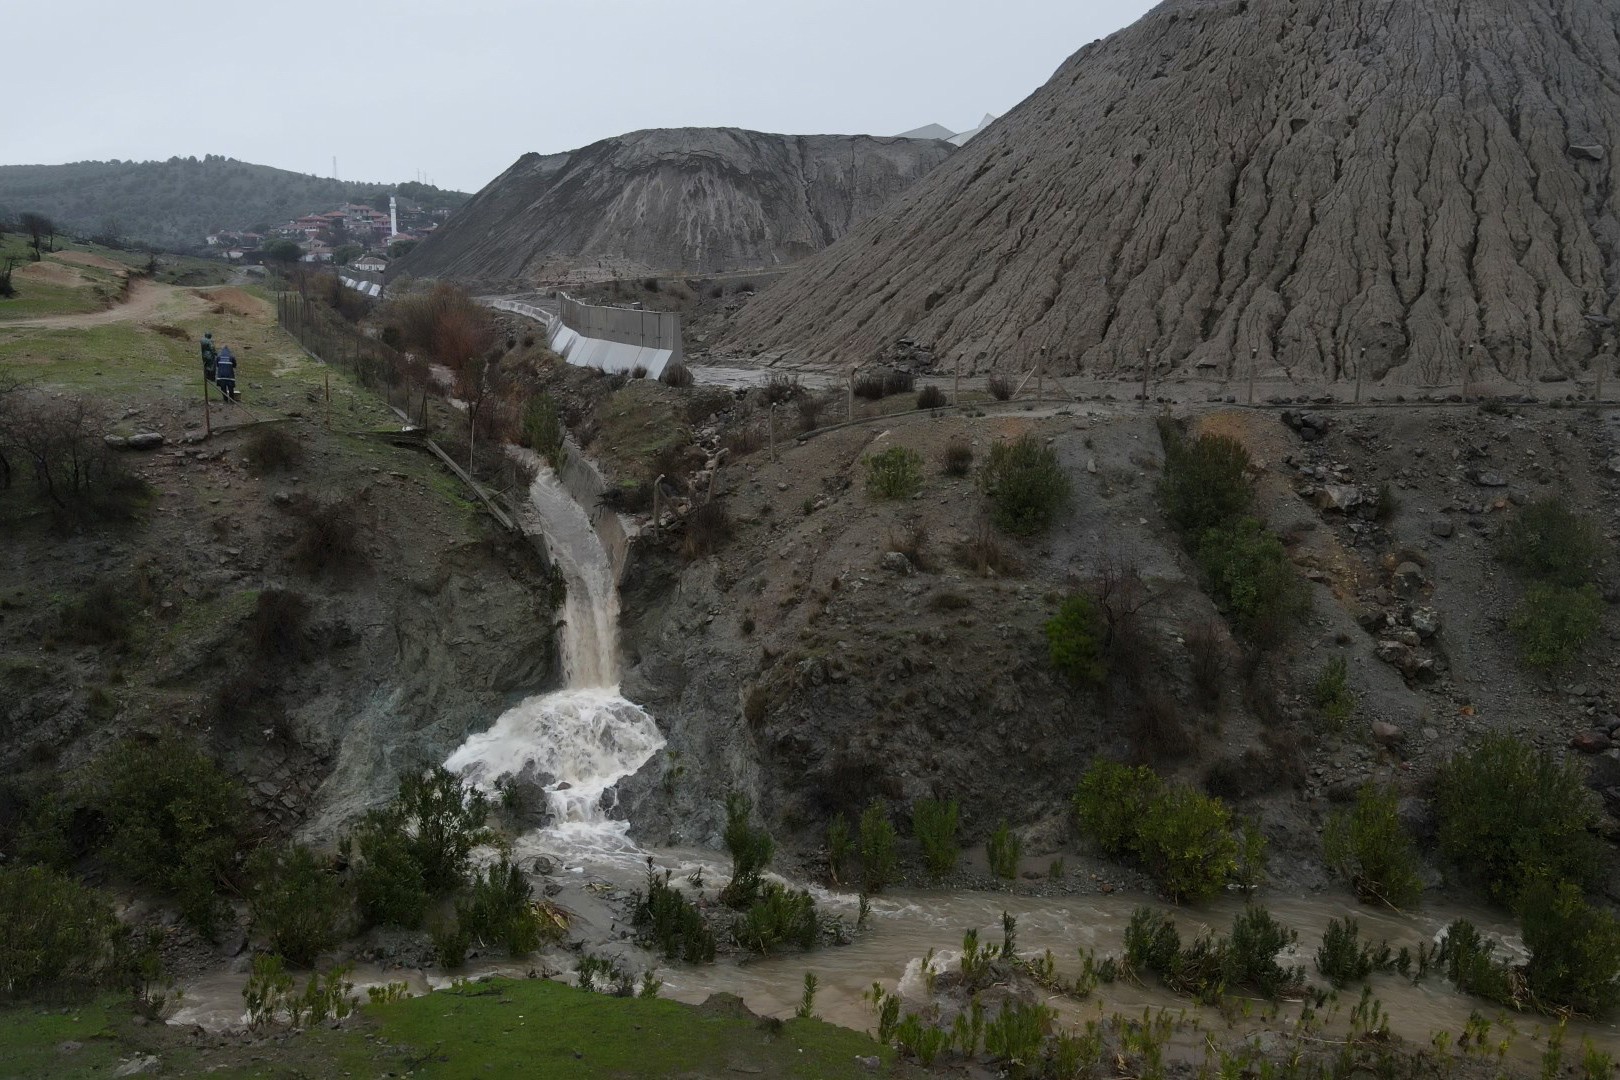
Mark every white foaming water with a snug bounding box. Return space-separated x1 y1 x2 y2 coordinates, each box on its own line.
444 462 662 843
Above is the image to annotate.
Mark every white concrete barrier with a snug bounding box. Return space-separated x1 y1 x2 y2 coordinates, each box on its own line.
484 295 683 379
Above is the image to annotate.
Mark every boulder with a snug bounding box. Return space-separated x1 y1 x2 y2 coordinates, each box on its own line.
1430 518 1455 538
880 551 914 575
1410 607 1442 639
126 432 165 450
1570 731 1613 754
1392 561 1427 598
102 435 129 450
1472 471 1508 487
1314 484 1363 511
1371 721 1404 748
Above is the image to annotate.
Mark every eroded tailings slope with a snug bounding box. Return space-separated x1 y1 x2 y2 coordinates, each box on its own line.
729 0 1620 385
395 128 955 283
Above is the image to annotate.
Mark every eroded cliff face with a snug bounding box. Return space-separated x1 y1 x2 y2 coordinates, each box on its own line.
728 0 1620 385
395 129 956 283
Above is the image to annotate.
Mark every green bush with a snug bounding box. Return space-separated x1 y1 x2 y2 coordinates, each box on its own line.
1437 919 1517 1006
941 437 973 477
85 736 248 935
983 1001 1053 1067
0 865 125 999
632 863 716 963
1158 423 1254 539
863 445 923 499
980 436 1070 536
430 917 469 968
1509 583 1604 672
1072 760 1163 858
1498 498 1606 587
1435 735 1602 903
246 844 347 968
719 793 775 909
523 393 567 472
1323 784 1424 908
1313 656 1355 729
457 857 554 958
859 800 899 894
912 798 959 878
987 821 1021 881
1045 594 1108 686
734 881 819 954
351 819 428 929
1135 786 1240 903
1225 904 1306 999
1519 879 1620 1016
826 813 851 885
1315 917 1395 989
1122 904 1304 1002
351 766 490 928
1196 517 1309 641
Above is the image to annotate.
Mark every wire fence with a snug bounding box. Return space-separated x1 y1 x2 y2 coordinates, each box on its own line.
276 290 433 424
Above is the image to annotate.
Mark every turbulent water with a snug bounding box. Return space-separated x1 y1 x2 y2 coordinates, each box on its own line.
444 464 662 838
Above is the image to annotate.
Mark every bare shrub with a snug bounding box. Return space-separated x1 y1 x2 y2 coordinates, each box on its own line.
743 684 769 727
953 522 1021 577
630 364 649 380
796 393 829 432
761 374 802 406
1 391 150 522
929 591 971 612
1186 621 1227 709
883 370 915 396
660 364 694 388
243 425 302 475
247 589 310 662
942 438 973 477
852 374 887 401
723 423 765 457
885 523 930 571
286 497 364 576
1128 688 1194 765
1204 750 1278 800
59 580 134 647
682 500 732 561
986 374 1013 401
916 385 947 410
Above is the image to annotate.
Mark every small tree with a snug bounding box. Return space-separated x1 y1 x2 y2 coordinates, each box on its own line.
524 393 567 471
858 800 899 893
1519 879 1620 1016
247 844 348 967
18 212 53 260
1073 760 1163 858
262 238 303 267
913 798 960 878
719 793 775 909
1323 784 1423 908
1135 785 1239 903
1045 594 1108 685
864 445 923 499
1158 423 1254 538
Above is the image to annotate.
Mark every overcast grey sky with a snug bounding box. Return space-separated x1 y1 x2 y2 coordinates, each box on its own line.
12 1 1158 193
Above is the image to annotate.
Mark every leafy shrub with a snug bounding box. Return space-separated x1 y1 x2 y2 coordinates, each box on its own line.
1519 879 1620 1016
980 436 1069 536
1498 498 1606 587
1158 423 1254 539
986 374 1013 401
1195 517 1309 641
826 814 851 885
351 766 491 928
719 793 775 909
1509 583 1603 671
1315 916 1396 989
735 882 819 954
1323 784 1423 908
953 522 1022 577
859 800 899 894
987 821 1021 881
1185 621 1227 708
246 844 347 968
1073 760 1162 858
916 385 947 409
457 856 553 958
1124 905 1304 1002
1136 785 1240 903
1435 735 1602 903
523 393 566 471
984 1001 1053 1067
864 445 923 499
242 955 356 1028
1226 904 1306 998
1438 920 1518 1006
287 497 364 576
942 437 973 477
632 863 715 963
0 865 125 999
1313 656 1355 728
1131 689 1193 765
85 736 247 935
912 798 959 878
1044 594 1108 686
243 425 302 474
681 499 732 560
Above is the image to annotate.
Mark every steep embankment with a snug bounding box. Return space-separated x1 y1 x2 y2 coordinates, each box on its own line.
394 128 956 283
728 0 1620 385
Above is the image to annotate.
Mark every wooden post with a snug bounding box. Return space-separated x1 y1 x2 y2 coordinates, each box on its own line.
201 363 211 439
847 367 855 422
1465 344 1475 399
652 474 665 527
324 372 331 430
1355 347 1365 404
1141 349 1151 409
954 354 961 407
769 403 778 463
1247 348 1257 405
1598 341 1609 402
1037 346 1045 405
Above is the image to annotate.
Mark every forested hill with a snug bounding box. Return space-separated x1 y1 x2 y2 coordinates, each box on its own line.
0 156 468 249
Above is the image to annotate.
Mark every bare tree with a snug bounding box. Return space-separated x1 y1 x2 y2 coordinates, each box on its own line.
0 258 17 299
18 212 53 261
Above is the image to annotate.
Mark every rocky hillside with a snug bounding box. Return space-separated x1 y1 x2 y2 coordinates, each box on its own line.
727 0 1620 386
393 128 956 283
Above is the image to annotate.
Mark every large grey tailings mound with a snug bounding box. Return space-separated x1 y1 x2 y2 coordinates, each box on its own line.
726 0 1620 385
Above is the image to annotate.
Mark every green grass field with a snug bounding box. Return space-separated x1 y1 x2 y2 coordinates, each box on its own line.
0 978 900 1080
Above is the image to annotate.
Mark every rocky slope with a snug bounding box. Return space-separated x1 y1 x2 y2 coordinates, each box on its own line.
393 129 956 283
727 0 1620 386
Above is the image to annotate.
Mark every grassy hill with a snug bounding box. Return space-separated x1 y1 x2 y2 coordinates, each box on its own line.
0 156 467 250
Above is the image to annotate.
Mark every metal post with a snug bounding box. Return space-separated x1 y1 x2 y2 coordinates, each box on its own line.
954 354 961 407
769 403 778 463
1598 341 1609 402
1248 348 1257 405
1355 348 1365 404
201 362 211 439
847 367 855 422
1141 349 1151 408
1465 344 1475 399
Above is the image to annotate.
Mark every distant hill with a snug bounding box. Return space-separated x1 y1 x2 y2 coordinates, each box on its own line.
395 128 955 283
0 156 469 250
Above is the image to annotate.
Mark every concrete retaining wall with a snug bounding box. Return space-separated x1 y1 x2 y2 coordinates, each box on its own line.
484 294 683 379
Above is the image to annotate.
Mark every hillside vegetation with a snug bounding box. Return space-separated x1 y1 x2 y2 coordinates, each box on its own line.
0 157 467 249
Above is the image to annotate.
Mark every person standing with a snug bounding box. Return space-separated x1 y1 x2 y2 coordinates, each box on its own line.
214 346 237 401
200 332 218 382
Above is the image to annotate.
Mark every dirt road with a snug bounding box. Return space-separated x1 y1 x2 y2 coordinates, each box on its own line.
0 278 189 330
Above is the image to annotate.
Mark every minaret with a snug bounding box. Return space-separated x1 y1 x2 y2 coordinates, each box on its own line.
389 196 398 237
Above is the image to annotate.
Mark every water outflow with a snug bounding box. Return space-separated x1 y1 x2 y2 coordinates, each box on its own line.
444 464 662 841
